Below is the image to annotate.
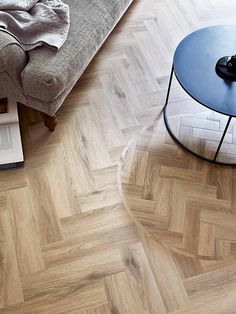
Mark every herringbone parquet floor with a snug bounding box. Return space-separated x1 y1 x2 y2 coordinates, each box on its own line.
120 117 236 260
2 0 236 313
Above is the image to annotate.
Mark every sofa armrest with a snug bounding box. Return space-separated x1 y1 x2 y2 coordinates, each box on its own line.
0 30 28 90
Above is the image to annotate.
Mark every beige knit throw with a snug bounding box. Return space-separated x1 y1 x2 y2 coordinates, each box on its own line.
0 0 70 51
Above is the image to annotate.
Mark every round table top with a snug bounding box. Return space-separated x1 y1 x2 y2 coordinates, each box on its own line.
174 25 236 117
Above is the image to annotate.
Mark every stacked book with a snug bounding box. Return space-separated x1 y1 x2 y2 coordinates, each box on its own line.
0 98 24 169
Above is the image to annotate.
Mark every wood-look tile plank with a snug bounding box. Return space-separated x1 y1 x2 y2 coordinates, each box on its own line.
60 119 96 194
197 223 216 257
170 288 236 314
27 171 63 245
61 204 132 238
91 90 126 151
184 262 236 302
129 150 149 186
0 206 23 308
141 234 189 312
1 281 107 314
105 271 147 314
6 187 45 276
77 185 121 212
121 242 167 313
45 146 79 217
22 249 124 303
76 106 113 170
43 224 139 268
101 70 139 129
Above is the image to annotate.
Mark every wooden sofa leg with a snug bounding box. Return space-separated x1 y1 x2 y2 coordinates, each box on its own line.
42 113 57 131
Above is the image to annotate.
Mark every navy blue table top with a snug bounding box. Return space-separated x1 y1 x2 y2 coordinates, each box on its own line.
174 25 236 117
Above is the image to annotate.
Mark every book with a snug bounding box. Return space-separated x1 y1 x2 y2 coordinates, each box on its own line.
0 98 24 169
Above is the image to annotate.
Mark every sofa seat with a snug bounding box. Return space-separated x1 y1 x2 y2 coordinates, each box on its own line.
19 0 133 116
0 0 133 120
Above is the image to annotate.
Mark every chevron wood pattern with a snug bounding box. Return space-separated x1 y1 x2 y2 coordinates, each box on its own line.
1 0 236 312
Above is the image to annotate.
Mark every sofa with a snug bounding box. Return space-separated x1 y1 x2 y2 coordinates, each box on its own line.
0 0 133 130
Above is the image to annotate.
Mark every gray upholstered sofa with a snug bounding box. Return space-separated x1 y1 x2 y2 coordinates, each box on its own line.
0 0 133 130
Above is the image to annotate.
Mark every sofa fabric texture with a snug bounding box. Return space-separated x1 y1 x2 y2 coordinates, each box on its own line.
0 0 133 116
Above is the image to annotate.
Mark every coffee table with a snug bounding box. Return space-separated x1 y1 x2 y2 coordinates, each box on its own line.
163 25 236 165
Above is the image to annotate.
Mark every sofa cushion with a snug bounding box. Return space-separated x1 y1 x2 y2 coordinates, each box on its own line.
21 0 132 104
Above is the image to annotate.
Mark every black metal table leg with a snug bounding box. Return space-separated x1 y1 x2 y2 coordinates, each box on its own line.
213 116 232 162
163 64 235 166
163 65 174 110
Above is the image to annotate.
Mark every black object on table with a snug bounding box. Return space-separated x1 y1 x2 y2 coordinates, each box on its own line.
163 25 236 165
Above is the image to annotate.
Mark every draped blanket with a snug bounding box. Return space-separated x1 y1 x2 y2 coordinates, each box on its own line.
0 0 70 51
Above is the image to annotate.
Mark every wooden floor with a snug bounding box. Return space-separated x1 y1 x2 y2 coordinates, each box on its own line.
120 116 236 261
1 0 236 313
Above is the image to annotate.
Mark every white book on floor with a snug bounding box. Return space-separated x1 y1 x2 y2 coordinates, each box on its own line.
0 98 24 169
